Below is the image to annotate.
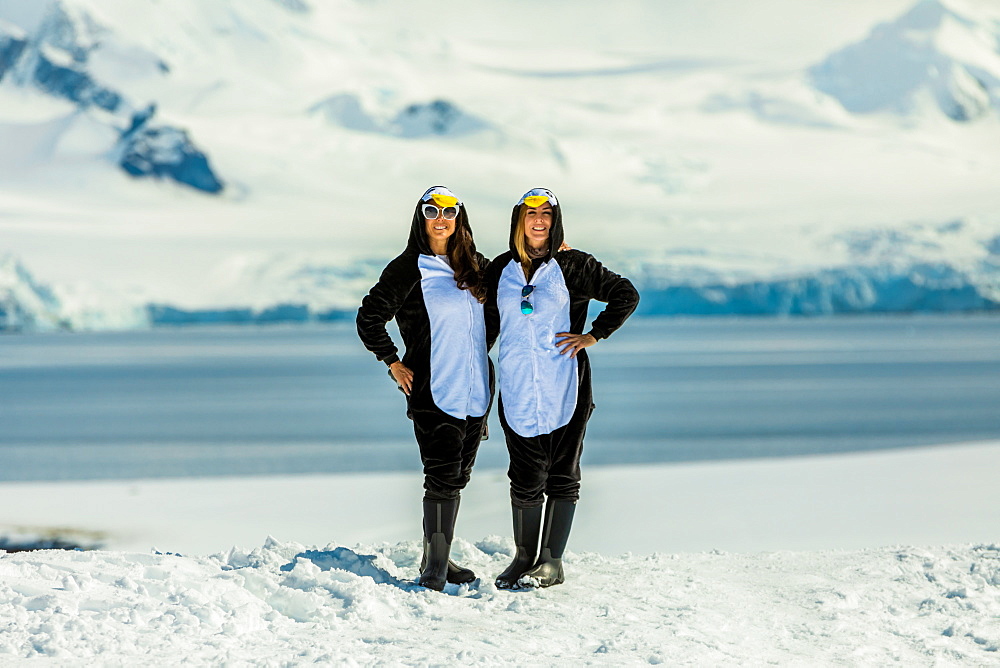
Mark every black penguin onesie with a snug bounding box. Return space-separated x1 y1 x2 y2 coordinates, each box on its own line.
357 188 494 502
485 188 639 506
485 187 639 589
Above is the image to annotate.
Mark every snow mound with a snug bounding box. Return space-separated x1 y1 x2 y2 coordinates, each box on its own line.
278 548 404 587
1 538 998 664
811 0 1000 121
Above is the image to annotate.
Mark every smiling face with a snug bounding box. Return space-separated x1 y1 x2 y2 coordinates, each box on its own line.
424 209 457 252
523 201 553 249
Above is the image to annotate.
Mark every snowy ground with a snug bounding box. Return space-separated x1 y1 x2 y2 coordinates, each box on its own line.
3 540 999 665
2 442 999 664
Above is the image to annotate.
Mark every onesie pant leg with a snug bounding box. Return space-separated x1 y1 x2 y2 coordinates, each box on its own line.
545 373 593 502
543 420 586 501
499 365 593 506
412 408 481 501
411 405 483 587
459 413 486 486
499 396 548 508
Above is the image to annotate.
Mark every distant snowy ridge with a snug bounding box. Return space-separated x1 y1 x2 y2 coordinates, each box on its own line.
0 1 222 192
636 262 1000 316
3 223 1000 332
165 259 1000 324
1 537 998 664
145 217 1000 325
811 0 1000 121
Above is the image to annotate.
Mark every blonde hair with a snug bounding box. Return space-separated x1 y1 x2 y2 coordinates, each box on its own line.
513 207 531 277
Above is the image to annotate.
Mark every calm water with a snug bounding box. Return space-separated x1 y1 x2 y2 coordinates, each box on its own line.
2 316 1000 481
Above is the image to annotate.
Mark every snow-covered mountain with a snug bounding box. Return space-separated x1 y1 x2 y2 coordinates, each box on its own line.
0 1 222 192
2 0 1000 330
811 0 1000 121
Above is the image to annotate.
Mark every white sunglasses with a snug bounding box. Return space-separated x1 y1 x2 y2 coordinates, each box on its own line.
422 204 460 220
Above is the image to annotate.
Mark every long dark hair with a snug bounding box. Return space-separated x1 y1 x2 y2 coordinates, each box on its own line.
447 206 486 303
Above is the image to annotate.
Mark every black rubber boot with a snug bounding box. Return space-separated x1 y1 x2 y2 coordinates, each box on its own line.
495 504 543 589
419 554 476 585
419 496 475 584
417 498 458 591
519 499 576 588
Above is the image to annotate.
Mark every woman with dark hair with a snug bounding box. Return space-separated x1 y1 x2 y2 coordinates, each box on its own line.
357 186 492 591
485 187 639 589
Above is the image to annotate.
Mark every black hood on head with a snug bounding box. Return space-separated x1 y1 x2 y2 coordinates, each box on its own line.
509 187 564 263
407 186 475 256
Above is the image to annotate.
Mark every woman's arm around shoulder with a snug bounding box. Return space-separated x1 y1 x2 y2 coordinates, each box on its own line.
483 251 513 351
475 251 491 275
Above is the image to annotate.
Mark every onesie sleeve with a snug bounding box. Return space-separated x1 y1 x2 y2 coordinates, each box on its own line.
475 252 491 295
570 252 640 341
483 254 505 352
356 254 419 365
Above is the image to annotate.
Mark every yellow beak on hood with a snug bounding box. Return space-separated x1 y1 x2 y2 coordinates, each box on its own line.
429 194 459 208
522 195 550 208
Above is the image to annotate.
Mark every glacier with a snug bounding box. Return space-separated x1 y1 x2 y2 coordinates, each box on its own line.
635 263 1000 316
0 254 65 332
3 244 999 332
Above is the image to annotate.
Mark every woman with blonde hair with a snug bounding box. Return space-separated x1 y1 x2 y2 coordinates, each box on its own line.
485 187 639 588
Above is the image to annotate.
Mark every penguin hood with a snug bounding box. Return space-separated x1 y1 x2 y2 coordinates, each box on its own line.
509 187 564 262
407 185 475 256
